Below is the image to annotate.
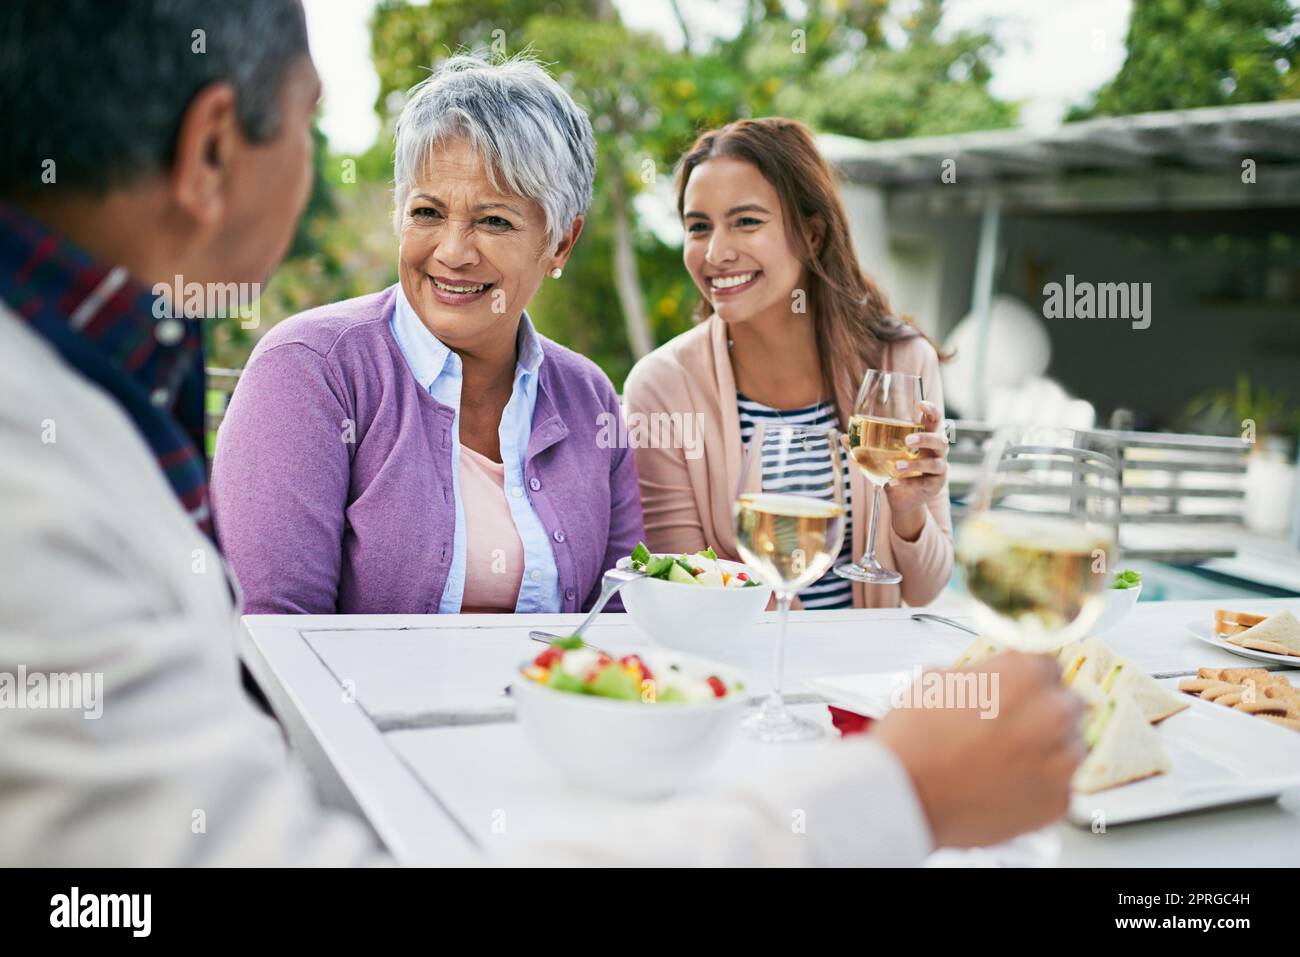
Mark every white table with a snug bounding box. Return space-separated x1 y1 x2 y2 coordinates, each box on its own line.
240 599 1300 866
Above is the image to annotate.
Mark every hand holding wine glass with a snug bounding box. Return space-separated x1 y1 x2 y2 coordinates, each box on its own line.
873 651 1084 849
836 369 926 584
955 427 1121 653
882 399 950 528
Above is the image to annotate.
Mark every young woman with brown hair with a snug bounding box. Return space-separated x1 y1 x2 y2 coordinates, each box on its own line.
623 117 953 608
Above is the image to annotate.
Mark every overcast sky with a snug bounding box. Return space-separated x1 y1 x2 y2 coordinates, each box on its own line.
302 0 1133 154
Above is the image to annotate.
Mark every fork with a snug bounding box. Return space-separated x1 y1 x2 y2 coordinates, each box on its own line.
527 566 644 655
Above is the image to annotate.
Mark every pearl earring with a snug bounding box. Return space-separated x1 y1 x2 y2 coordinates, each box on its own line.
550 267 563 279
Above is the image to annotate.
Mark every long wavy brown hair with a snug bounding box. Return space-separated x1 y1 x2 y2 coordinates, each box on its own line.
674 117 947 406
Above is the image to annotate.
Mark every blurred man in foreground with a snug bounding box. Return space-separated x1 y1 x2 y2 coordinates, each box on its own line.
0 0 1083 865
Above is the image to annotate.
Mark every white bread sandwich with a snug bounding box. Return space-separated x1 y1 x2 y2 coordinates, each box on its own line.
1072 692 1173 793
1095 660 1190 724
1224 610 1300 657
1058 637 1118 689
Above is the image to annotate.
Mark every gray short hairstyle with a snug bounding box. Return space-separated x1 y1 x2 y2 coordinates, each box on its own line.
392 53 596 251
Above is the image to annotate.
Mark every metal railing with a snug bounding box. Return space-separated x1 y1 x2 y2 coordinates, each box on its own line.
947 421 1249 563
203 369 1251 564
205 367 242 442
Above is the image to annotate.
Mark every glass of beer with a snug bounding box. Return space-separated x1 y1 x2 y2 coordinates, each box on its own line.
956 426 1121 652
734 424 847 742
835 369 925 584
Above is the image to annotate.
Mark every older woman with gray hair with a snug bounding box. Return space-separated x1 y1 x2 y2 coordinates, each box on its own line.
211 54 644 615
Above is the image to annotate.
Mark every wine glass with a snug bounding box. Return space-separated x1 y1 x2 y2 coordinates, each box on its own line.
955 426 1121 652
734 423 847 742
834 369 925 584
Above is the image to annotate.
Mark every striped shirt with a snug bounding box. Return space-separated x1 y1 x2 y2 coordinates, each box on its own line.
736 392 855 609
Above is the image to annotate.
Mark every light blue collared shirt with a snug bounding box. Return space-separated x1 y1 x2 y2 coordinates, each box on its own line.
390 286 561 613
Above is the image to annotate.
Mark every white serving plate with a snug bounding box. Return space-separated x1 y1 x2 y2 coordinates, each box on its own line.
1186 619 1300 667
804 671 1300 827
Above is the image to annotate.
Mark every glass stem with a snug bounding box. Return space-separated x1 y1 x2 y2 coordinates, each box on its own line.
764 591 793 714
863 483 883 564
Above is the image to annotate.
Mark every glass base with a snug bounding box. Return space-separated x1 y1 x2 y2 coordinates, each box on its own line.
834 558 902 585
742 697 823 743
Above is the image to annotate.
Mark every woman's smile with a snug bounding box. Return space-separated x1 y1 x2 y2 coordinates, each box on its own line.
426 273 495 306
708 269 763 298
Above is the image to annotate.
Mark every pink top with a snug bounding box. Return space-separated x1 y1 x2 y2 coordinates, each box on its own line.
459 445 525 613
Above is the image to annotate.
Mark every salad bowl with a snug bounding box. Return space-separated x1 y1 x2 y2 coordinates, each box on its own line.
614 547 772 658
1087 570 1143 637
512 644 746 799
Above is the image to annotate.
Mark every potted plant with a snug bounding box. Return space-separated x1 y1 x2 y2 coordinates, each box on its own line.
1186 375 1300 536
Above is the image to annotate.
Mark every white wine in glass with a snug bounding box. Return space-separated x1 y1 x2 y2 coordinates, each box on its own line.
956 427 1120 653
836 370 925 585
846 414 925 487
734 425 847 743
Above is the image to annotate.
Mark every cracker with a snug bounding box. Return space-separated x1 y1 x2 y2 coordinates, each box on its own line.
1221 668 1270 684
1263 684 1299 702
1201 683 1244 702
1234 699 1289 716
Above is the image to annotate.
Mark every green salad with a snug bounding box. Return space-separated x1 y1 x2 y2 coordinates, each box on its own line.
628 542 761 588
1112 569 1142 590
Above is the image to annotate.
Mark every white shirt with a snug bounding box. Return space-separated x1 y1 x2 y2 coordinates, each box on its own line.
389 287 560 613
0 304 932 866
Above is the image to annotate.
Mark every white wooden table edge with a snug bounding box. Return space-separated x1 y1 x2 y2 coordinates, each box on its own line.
240 623 476 864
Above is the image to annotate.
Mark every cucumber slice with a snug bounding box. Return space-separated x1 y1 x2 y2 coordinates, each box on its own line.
667 562 699 585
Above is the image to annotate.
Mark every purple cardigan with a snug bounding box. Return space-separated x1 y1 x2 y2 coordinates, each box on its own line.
210 286 645 615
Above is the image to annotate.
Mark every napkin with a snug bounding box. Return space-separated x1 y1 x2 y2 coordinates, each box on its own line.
827 705 873 736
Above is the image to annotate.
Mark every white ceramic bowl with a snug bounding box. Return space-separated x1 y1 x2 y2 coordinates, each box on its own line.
614 554 772 658
1087 583 1142 636
512 651 747 799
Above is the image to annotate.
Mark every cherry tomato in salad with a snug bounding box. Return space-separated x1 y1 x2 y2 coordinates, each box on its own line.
533 647 564 669
706 675 727 698
584 656 614 684
620 654 653 681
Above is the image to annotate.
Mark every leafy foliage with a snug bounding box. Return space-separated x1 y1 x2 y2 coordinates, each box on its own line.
1069 0 1300 120
361 0 1013 386
209 1 1015 384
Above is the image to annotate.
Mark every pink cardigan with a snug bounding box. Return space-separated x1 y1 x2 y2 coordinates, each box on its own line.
622 316 953 608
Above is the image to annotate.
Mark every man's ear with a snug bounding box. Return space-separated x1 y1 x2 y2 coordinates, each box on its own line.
170 82 239 228
549 214 585 271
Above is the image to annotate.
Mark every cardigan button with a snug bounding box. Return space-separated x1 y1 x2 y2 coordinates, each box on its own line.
552 530 565 544
529 477 541 492
565 588 576 602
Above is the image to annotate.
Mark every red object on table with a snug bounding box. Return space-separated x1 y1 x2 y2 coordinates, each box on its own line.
828 705 873 736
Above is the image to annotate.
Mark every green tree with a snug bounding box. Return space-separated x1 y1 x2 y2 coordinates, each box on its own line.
1069 0 1300 119
362 0 1013 386
764 0 1016 140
